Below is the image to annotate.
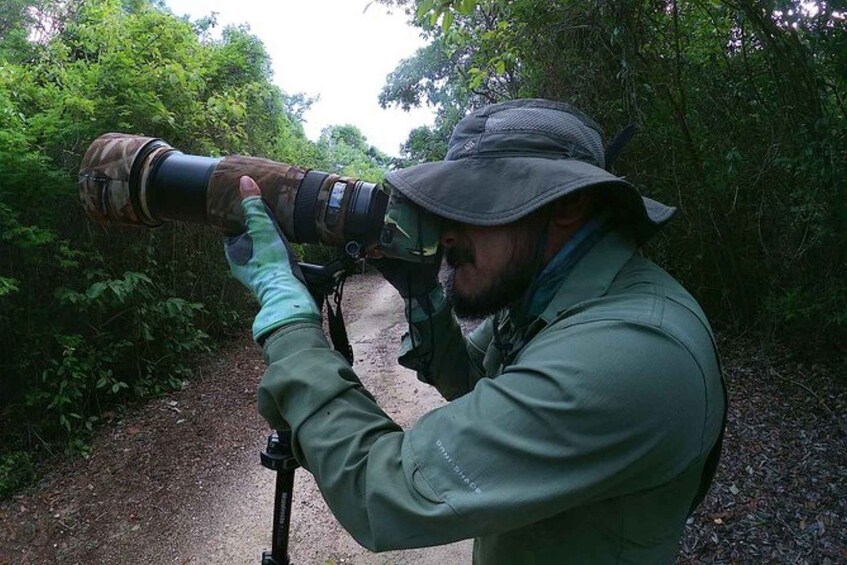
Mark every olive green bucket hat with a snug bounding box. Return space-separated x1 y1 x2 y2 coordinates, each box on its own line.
384 98 675 242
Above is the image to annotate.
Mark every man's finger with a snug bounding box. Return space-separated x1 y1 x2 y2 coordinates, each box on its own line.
240 175 262 199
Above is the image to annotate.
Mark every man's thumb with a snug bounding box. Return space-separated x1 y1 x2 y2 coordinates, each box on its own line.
239 175 262 199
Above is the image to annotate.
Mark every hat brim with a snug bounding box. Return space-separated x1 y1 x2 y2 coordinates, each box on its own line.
385 157 676 241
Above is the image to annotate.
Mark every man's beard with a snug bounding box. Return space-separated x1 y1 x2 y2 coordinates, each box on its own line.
444 240 539 320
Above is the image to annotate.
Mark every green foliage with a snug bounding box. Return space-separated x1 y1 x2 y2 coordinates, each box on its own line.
0 451 37 499
25 271 209 444
0 0 391 493
316 124 392 180
381 0 847 352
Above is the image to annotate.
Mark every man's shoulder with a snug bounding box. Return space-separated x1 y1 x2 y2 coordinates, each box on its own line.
515 255 721 422
537 254 717 375
551 254 710 332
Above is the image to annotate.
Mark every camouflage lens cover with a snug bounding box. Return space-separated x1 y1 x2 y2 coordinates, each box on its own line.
206 156 353 244
379 189 441 262
207 155 308 237
78 133 171 226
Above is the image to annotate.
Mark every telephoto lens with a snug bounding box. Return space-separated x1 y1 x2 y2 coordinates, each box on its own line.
78 133 390 253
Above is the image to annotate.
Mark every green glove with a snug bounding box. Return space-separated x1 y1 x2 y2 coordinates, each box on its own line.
224 176 320 343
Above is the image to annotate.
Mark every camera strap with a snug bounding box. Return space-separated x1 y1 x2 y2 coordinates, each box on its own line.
325 277 354 365
300 260 355 366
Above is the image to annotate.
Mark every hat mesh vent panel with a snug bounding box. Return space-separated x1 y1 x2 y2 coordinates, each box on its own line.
486 108 604 166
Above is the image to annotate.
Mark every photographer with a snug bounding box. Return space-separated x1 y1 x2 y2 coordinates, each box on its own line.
224 99 726 563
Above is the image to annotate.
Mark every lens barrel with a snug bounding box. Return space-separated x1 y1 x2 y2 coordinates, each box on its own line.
79 133 388 251
148 152 219 224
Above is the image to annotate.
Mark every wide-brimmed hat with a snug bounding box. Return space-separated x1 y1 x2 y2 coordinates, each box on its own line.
384 98 675 242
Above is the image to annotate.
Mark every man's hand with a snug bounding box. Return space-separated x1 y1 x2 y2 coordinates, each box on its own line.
224 176 320 343
372 256 441 300
372 256 446 322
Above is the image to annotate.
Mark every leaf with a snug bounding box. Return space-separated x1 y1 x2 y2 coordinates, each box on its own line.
441 11 454 33
86 282 107 300
0 277 20 297
416 0 435 21
458 0 476 15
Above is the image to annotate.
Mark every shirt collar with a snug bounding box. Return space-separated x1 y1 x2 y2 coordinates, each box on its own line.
537 228 637 324
524 213 611 320
495 226 637 365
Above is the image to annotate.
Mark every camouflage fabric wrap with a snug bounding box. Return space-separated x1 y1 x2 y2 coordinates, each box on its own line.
314 175 352 246
78 133 172 227
207 156 359 244
380 190 441 260
207 155 307 236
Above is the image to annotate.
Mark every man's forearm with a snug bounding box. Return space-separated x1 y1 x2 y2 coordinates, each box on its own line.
257 320 474 551
398 290 482 400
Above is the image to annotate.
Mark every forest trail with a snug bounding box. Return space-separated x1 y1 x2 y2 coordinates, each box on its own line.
2 275 844 564
0 275 473 564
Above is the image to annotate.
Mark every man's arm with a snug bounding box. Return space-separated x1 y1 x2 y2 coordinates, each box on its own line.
257 317 719 551
395 286 491 400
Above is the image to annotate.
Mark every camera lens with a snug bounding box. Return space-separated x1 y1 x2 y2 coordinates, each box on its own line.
148 152 219 224
292 170 328 243
79 133 388 252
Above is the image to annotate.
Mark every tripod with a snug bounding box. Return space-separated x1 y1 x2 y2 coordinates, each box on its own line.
258 258 356 565
260 429 298 565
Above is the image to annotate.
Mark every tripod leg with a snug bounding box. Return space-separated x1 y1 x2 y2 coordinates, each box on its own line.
261 430 299 565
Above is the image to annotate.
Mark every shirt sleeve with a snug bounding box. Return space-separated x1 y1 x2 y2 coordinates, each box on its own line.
396 301 491 400
257 318 715 552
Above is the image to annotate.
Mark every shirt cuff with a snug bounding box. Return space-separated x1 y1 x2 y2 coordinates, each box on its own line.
259 320 359 430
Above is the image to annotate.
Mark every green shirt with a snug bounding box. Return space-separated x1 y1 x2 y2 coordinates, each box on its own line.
258 229 725 564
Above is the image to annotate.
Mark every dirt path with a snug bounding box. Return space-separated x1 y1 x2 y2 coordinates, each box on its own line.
2 275 845 564
0 275 472 564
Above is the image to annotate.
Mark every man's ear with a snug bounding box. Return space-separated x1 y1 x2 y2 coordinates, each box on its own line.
552 191 593 228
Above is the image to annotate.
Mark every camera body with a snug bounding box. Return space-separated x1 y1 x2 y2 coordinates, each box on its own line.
78 133 440 262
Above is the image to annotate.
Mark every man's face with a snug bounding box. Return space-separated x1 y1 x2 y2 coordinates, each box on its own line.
440 217 542 319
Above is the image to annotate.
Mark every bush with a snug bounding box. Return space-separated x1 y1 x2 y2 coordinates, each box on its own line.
0 0 393 498
0 451 37 499
21 271 211 445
